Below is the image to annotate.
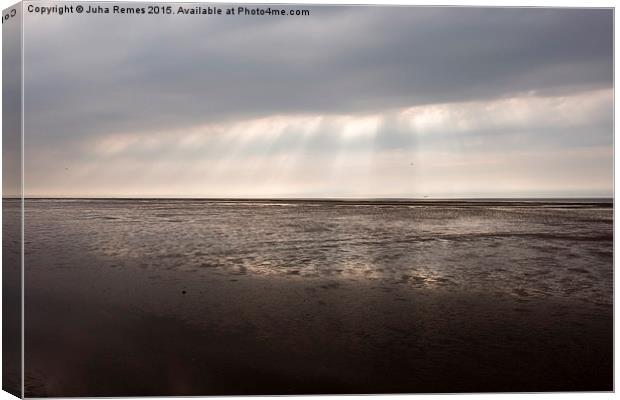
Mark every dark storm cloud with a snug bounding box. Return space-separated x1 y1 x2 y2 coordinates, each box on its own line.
23 5 612 144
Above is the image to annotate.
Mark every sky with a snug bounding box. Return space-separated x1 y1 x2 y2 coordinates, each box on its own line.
17 4 613 198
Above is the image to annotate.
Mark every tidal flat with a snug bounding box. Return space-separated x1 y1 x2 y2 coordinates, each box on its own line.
13 199 612 396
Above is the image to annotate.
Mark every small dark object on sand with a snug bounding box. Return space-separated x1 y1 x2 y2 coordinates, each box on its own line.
181 290 187 294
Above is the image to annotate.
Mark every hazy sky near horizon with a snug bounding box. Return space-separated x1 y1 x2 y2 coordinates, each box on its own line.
18 5 613 197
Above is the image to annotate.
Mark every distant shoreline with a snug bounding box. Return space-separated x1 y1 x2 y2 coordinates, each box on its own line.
6 197 614 207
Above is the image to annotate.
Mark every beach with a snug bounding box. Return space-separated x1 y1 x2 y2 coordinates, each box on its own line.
18 199 612 395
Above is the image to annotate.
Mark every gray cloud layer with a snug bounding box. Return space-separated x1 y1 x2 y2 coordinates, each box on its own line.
24 6 612 141
17 4 613 197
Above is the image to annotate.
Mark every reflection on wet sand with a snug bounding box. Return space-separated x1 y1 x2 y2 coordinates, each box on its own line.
23 199 612 396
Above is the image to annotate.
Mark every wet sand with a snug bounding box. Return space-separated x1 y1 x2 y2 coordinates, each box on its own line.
19 199 613 396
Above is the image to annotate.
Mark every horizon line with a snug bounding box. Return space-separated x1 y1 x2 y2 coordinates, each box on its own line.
4 196 614 201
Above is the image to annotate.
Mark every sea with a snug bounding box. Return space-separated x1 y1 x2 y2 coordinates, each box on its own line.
3 199 613 395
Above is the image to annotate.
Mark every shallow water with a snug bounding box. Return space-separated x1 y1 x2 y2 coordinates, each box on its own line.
16 199 613 395
24 199 613 304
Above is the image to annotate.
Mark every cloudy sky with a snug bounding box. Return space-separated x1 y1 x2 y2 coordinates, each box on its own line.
20 4 613 198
